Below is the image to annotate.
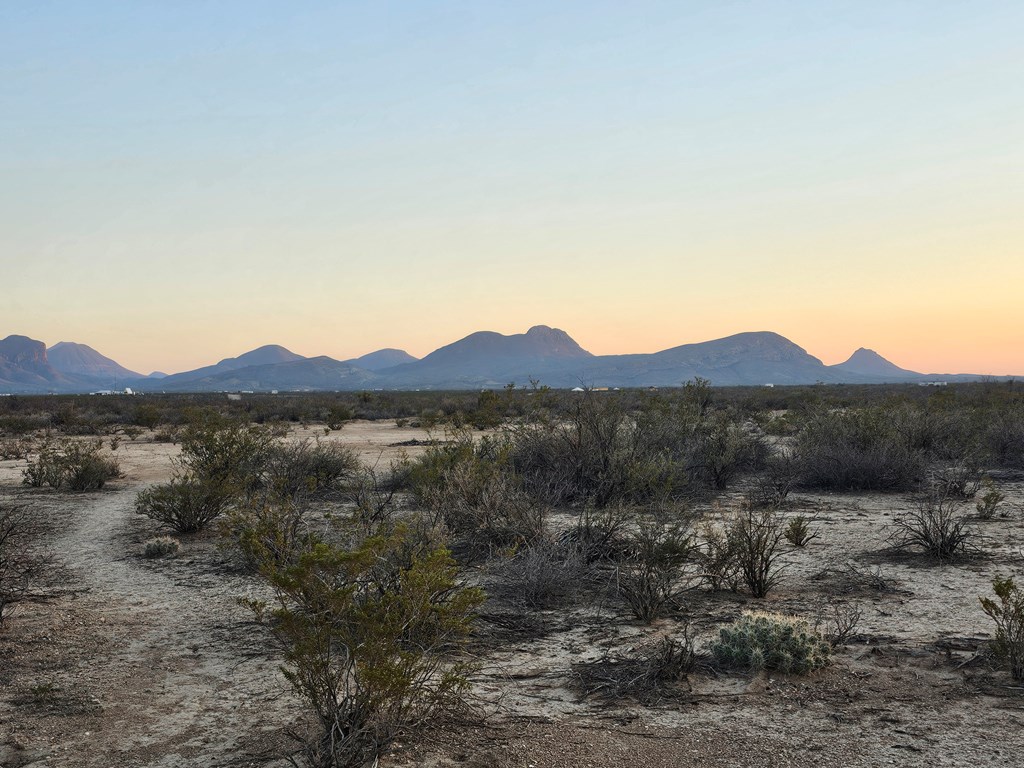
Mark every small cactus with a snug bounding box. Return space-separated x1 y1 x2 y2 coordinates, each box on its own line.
144 536 180 558
711 611 831 674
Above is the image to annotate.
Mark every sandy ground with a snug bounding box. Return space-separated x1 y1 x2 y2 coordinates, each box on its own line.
2 421 1024 767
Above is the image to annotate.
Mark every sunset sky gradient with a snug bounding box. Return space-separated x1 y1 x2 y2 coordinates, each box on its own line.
2 2 1022 376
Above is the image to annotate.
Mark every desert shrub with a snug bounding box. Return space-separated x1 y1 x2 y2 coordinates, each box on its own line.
796 408 925 491
980 576 1024 680
571 629 696 703
696 520 741 592
507 392 692 508
975 478 1006 519
684 412 768 491
815 600 862 646
559 505 633 564
491 538 587 610
891 491 972 560
131 404 162 430
618 516 697 622
326 404 353 431
22 438 121 491
137 418 277 534
255 526 483 768
264 439 359 500
176 416 275 497
728 507 786 597
348 457 412 529
223 491 318 570
747 453 799 509
930 461 982 499
0 503 48 625
649 631 697 681
712 612 831 674
983 408 1024 468
143 536 180 558
135 478 232 533
784 515 818 547
0 437 34 460
411 434 544 555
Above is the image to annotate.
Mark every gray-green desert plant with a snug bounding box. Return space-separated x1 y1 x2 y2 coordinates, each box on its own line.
143 536 180 558
975 478 1006 520
712 611 831 674
980 576 1024 680
784 515 818 547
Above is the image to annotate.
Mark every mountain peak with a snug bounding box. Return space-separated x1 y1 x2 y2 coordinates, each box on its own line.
47 341 143 380
832 347 915 378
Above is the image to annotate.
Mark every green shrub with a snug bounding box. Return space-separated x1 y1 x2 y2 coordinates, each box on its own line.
980 576 1024 680
176 416 274 496
975 478 1006 519
255 526 484 768
135 478 231 533
143 536 180 558
264 439 359 499
795 408 925 491
618 516 696 623
507 392 690 508
411 434 543 555
784 515 818 547
22 438 121 491
712 612 831 674
697 520 741 592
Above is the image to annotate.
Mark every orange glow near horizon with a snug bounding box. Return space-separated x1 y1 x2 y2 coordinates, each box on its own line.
3 4 1023 378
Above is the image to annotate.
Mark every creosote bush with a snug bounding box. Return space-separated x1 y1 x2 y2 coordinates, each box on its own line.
143 536 180 558
22 438 121 491
253 525 483 768
618 515 696 622
980 576 1024 680
136 478 232 534
975 478 1006 520
410 433 544 556
264 439 359 500
136 418 274 533
712 612 831 674
795 408 925 491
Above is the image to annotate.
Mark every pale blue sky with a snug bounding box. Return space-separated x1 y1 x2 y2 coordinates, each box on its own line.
2 2 1022 374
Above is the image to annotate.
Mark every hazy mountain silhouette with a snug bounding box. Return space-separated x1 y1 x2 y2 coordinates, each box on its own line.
0 335 69 392
383 325 593 387
152 356 379 392
1 328 1016 394
154 344 307 387
533 331 840 388
48 342 143 380
345 348 418 371
829 348 919 381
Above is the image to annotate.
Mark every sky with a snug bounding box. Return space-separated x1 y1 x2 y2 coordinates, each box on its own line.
2 1 1022 376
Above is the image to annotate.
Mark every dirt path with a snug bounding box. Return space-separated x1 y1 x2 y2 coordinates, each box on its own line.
1 445 298 768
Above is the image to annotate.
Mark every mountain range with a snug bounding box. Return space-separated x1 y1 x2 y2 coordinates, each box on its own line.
0 326 1014 394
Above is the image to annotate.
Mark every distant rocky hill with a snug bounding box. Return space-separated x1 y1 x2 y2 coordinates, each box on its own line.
0 335 67 392
829 347 919 381
344 348 418 371
0 327 1015 393
383 325 593 388
48 342 143 380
